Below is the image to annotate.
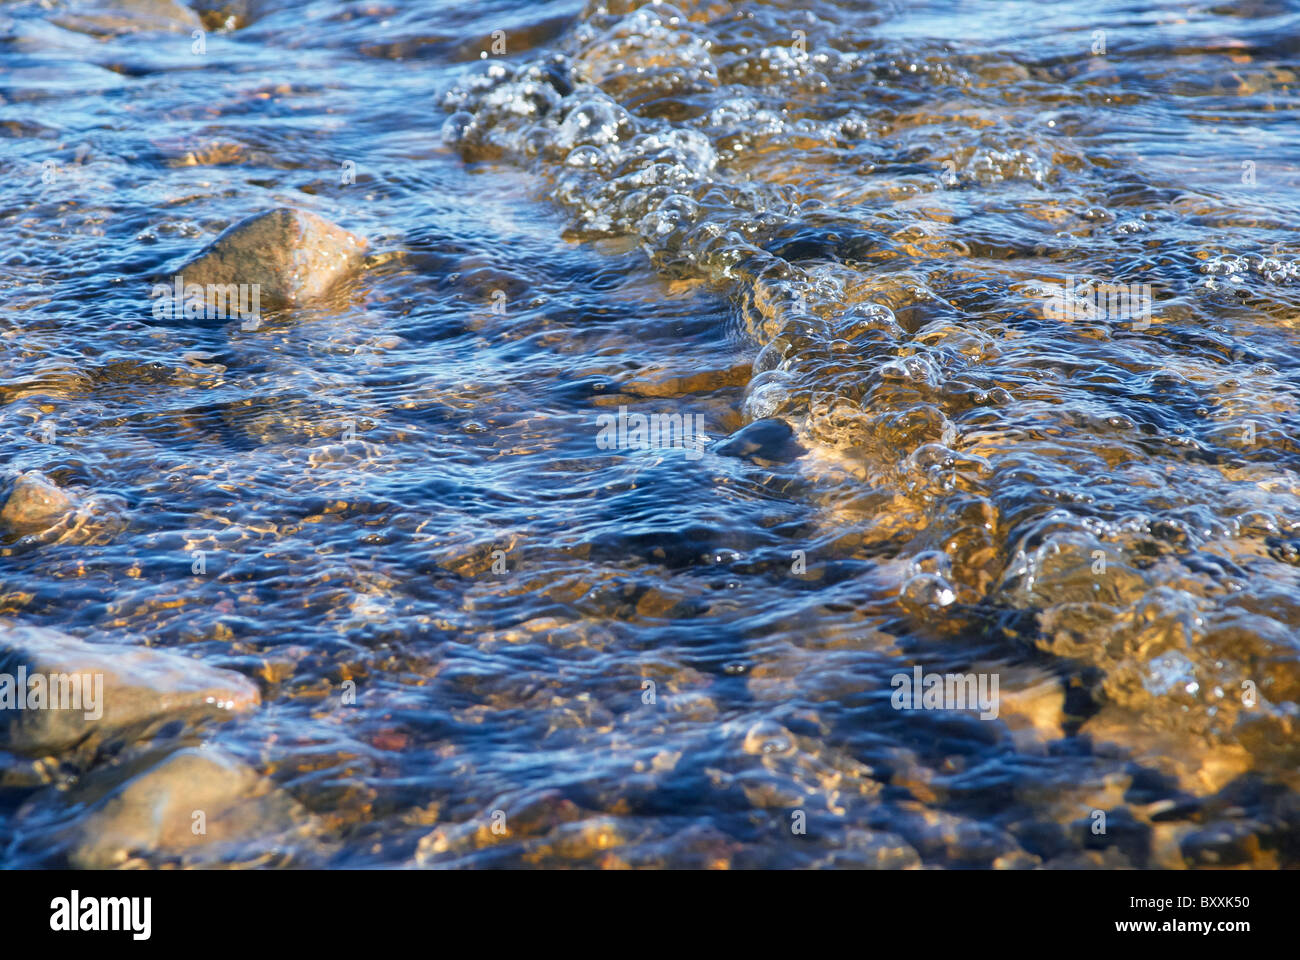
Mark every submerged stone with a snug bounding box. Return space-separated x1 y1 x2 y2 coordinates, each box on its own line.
713 417 806 463
0 624 260 755
1080 704 1251 797
0 471 75 536
50 0 201 37
172 207 367 312
69 746 303 868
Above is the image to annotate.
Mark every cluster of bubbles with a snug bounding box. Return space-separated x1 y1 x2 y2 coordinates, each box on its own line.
1199 252 1300 290
437 1 1027 614
441 20 945 427
440 0 1300 817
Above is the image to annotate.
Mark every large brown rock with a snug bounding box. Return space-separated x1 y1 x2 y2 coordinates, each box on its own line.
175 207 367 311
0 624 260 755
0 471 75 536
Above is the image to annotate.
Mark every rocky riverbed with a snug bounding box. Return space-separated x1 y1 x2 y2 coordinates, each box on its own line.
2 0 1300 868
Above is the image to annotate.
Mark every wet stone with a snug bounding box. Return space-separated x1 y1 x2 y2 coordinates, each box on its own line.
50 0 201 36
713 417 806 463
0 623 260 756
0 471 75 536
69 746 305 868
1179 821 1267 868
171 207 367 313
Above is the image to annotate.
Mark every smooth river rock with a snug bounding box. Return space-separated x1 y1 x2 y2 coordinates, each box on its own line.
174 207 367 310
50 0 201 37
714 418 806 463
0 471 75 536
69 746 304 868
0 623 260 755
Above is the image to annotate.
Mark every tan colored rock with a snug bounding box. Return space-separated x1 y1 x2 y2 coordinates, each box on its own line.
51 0 200 37
175 207 367 311
0 471 75 536
0 624 260 755
1080 704 1251 797
70 747 302 868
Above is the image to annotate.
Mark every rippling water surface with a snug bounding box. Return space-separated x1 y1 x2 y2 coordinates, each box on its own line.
3 0 1300 868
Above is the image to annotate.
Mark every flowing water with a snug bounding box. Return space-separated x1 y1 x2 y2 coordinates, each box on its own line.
2 0 1300 868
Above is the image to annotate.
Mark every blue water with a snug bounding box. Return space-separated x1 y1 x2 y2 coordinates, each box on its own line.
2 0 1300 868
